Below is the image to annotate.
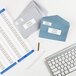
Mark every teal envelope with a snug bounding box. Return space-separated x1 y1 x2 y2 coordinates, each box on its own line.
39 15 70 41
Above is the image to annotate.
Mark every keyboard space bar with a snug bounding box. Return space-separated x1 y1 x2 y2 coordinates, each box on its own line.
66 67 76 76
69 66 76 72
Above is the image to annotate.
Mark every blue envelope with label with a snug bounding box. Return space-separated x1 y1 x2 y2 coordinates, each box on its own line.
39 15 70 41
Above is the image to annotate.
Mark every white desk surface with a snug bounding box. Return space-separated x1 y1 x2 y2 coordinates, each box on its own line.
0 0 76 76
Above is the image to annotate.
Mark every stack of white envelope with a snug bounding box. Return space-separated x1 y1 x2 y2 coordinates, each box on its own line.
14 0 48 38
0 8 35 74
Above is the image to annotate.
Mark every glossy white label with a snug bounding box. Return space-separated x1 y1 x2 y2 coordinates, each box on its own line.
43 21 52 26
23 18 36 29
48 28 61 35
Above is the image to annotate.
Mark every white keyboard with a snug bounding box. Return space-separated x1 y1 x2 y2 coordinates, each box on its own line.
45 44 76 76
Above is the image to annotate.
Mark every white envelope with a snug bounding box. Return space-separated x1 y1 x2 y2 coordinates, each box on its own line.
14 0 48 38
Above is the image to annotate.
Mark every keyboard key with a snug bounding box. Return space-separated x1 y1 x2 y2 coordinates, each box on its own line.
51 59 54 62
54 70 60 75
59 62 62 66
65 55 68 58
62 57 65 60
75 51 76 53
65 70 69 74
48 61 51 63
67 66 71 69
62 61 65 64
70 60 74 64
58 73 61 76
61 72 65 76
74 62 76 66
49 63 52 66
74 54 76 57
69 57 71 61
74 59 76 62
55 64 59 67
72 49 74 52
52 61 55 65
50 66 55 69
61 54 64 57
64 67 67 70
52 68 57 72
64 63 67 67
72 52 75 55
61 69 64 72
65 59 68 62
55 57 57 60
57 66 61 70
70 64 74 67
59 58 62 61
72 56 75 59
68 51 71 54
56 60 59 63
58 56 61 59
67 62 71 65
65 52 68 55
61 65 64 68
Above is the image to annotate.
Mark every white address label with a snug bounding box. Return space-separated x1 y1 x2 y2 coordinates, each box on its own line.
23 18 36 29
43 21 52 26
48 28 61 35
